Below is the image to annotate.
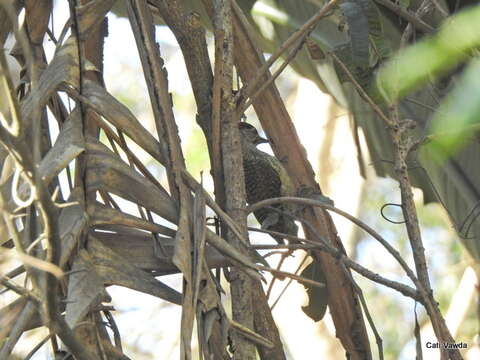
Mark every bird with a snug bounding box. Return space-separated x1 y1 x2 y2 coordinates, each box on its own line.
238 122 298 243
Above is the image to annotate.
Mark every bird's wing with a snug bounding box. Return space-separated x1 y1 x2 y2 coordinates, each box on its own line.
243 154 283 225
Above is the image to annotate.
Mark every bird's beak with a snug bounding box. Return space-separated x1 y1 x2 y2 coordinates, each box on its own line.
255 135 269 145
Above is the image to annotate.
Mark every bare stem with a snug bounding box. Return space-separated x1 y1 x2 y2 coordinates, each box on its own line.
234 0 340 108
214 0 256 358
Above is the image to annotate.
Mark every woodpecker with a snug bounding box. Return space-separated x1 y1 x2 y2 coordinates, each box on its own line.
238 122 298 243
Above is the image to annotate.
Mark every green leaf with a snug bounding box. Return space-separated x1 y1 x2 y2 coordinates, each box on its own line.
375 5 480 103
301 261 328 322
428 59 480 155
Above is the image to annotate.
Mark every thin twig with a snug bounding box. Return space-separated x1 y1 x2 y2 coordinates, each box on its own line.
230 319 274 349
0 47 21 137
271 254 309 310
247 197 420 286
388 108 460 357
430 0 449 17
0 277 40 302
183 172 251 248
404 97 438 112
330 20 460 355
347 270 384 360
0 301 36 358
249 208 421 301
265 253 289 300
373 0 435 33
2 265 25 280
257 265 325 289
414 303 423 360
250 243 317 250
24 334 52 360
238 35 307 115
401 1 435 47
330 52 393 127
104 310 123 352
0 248 63 278
234 0 340 107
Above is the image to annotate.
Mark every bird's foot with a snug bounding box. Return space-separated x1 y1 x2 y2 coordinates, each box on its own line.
297 185 334 206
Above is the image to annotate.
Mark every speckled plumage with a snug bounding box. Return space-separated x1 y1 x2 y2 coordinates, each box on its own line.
239 123 298 243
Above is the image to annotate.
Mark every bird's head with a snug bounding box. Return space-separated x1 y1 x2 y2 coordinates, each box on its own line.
238 122 268 146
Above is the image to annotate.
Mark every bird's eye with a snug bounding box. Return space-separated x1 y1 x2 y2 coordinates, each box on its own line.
239 122 255 130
